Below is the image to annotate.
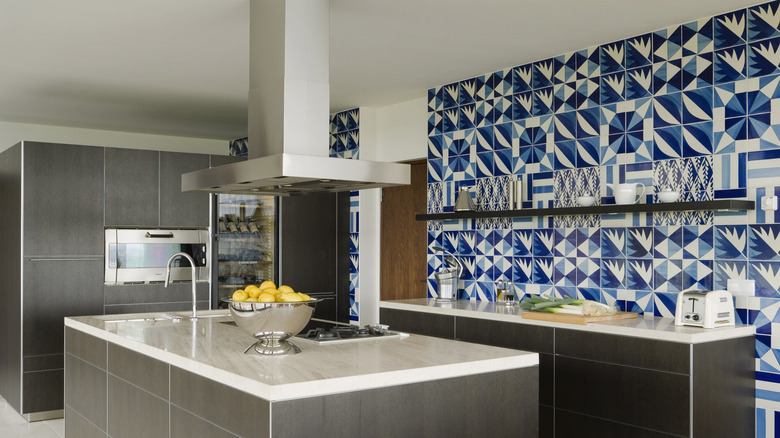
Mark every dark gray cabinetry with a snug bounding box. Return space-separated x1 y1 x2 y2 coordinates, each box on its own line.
14 142 105 418
280 192 351 322
65 327 539 438
160 152 209 228
0 141 215 420
0 144 22 412
456 317 555 437
105 148 159 227
105 148 210 228
379 309 755 438
23 259 103 414
23 142 104 256
379 308 455 339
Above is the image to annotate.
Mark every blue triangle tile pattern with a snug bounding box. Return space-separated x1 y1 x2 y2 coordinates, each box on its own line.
423 3 780 424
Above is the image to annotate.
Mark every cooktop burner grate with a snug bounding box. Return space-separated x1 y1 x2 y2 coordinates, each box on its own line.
295 319 405 343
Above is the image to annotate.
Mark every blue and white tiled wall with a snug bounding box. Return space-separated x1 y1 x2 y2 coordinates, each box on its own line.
424 2 780 435
330 108 361 323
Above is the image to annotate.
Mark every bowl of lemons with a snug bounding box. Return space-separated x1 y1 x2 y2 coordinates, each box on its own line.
224 281 319 355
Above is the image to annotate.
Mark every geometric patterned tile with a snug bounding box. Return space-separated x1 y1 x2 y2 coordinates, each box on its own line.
627 227 654 258
423 1 780 424
627 259 653 290
601 228 627 257
714 225 748 259
653 226 683 259
654 259 684 292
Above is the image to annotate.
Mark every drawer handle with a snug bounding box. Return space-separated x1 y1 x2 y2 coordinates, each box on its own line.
145 232 174 238
29 257 102 262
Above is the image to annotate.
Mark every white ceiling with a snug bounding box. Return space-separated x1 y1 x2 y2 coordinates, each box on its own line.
0 0 760 141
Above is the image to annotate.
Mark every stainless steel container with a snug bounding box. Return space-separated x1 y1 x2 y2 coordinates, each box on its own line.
434 270 459 301
432 246 463 302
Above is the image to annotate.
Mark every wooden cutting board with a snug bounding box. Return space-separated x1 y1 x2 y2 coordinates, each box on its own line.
521 310 639 325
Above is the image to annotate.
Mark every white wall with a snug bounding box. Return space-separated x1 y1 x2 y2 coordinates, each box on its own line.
358 95 427 325
0 121 228 155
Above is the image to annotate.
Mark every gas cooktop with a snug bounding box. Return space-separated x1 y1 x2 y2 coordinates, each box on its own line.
295 318 407 344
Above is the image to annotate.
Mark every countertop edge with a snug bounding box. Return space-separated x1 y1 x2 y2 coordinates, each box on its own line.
65 316 539 402
379 299 755 344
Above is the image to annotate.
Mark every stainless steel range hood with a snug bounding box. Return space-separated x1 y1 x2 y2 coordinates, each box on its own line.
182 0 410 196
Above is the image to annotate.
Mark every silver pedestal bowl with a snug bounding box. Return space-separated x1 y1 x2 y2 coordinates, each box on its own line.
223 298 319 355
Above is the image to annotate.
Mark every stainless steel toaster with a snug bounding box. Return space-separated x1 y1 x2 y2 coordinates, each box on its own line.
674 289 735 329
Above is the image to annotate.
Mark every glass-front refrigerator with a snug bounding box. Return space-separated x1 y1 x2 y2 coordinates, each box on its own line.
213 194 276 308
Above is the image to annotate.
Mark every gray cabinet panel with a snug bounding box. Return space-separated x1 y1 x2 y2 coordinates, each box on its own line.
0 143 22 412
104 148 159 227
23 259 104 358
23 354 62 372
23 142 104 256
280 192 338 293
170 367 270 437
556 409 680 438
108 344 169 400
555 356 690 436
556 328 690 373
456 316 554 353
379 308 455 339
272 367 538 438
160 152 209 228
170 406 238 438
692 336 755 438
65 353 107 430
108 375 169 438
22 369 63 414
64 406 108 438
65 327 106 369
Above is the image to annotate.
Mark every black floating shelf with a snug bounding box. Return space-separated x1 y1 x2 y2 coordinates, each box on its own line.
415 199 755 221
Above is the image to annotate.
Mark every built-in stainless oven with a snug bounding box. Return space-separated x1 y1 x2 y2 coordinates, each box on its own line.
104 228 209 284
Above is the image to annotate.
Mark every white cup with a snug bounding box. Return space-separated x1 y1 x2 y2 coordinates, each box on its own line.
614 183 645 205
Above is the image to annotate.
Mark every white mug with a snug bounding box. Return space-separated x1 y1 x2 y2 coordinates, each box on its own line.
614 183 645 205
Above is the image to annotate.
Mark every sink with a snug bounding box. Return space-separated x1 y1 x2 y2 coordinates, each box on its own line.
98 310 230 326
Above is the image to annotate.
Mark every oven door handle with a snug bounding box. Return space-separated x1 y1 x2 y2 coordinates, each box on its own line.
145 232 175 238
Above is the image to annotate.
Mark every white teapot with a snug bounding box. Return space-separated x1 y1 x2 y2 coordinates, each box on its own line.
610 183 645 205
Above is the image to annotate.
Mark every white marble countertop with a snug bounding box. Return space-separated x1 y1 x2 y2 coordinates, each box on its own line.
65 310 538 402
380 298 755 344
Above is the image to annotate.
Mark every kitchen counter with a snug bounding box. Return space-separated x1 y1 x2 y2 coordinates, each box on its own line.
380 298 755 343
64 310 540 437
65 310 537 401
379 298 756 437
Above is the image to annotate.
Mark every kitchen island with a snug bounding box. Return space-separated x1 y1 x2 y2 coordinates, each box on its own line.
64 310 539 438
380 298 756 438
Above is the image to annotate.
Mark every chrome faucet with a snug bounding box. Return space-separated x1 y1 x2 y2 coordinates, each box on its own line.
164 252 198 320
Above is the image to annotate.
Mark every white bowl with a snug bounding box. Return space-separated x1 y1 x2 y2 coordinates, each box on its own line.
576 196 596 207
658 190 680 203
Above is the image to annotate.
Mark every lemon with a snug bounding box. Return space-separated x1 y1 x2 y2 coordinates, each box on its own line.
246 286 261 298
280 292 303 302
278 285 295 294
232 290 248 301
259 292 276 303
297 292 311 301
259 280 276 290
245 297 258 302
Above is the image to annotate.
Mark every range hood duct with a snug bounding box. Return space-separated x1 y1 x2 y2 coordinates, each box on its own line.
181 0 410 196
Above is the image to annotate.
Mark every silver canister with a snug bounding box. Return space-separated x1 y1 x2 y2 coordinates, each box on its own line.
434 269 459 301
508 178 515 210
432 246 463 302
515 178 523 209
